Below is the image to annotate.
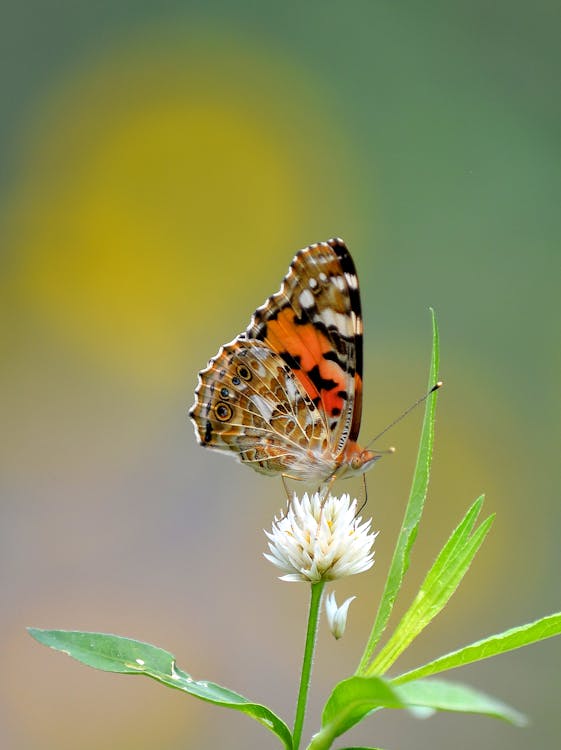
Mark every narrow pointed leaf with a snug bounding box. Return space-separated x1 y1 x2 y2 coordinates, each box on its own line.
357 310 440 674
395 678 526 726
28 629 292 749
394 611 561 684
419 496 484 592
367 499 493 675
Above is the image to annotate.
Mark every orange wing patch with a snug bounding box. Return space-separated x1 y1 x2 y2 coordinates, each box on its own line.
265 309 349 421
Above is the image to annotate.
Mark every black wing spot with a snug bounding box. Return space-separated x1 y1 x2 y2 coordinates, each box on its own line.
293 309 312 326
279 351 301 369
323 349 348 369
215 402 233 422
204 420 213 443
236 364 252 381
348 286 360 313
327 238 355 274
307 364 338 392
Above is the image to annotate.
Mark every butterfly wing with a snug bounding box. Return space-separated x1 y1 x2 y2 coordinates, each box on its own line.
189 237 364 481
190 337 334 480
245 238 363 458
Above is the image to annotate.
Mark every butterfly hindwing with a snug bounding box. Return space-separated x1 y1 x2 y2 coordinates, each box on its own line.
190 337 333 478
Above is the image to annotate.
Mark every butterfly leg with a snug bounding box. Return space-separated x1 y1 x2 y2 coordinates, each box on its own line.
281 474 293 515
318 472 338 503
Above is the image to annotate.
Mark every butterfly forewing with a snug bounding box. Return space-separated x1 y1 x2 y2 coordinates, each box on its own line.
246 238 363 456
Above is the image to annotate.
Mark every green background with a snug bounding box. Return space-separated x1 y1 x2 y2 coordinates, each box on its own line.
1 2 559 748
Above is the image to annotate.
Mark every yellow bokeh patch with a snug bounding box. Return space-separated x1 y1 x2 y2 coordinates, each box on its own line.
5 30 355 389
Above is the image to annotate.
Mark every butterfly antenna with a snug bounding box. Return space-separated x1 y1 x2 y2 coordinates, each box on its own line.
366 381 443 450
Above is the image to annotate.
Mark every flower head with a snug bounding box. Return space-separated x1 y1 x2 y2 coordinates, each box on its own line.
325 592 356 639
264 492 377 583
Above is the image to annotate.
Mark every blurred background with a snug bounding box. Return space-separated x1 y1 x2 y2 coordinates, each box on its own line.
1 2 560 748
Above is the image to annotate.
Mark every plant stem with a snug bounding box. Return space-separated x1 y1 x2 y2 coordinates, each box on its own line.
293 581 325 750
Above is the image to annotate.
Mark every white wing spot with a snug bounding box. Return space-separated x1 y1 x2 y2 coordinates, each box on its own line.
251 394 274 421
309 278 318 289
285 377 299 402
319 272 328 282
323 309 353 334
299 289 315 309
333 275 346 291
345 272 358 289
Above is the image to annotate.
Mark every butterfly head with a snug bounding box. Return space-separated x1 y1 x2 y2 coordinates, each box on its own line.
351 448 380 475
341 443 381 478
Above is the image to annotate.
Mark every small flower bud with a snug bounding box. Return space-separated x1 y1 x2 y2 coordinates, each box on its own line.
325 592 356 639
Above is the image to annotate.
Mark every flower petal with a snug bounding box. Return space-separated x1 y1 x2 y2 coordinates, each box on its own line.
264 492 377 583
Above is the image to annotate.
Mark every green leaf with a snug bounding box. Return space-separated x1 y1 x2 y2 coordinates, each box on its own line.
311 670 523 749
28 629 292 749
394 611 561 684
309 677 404 749
366 497 494 675
395 678 526 726
356 310 440 674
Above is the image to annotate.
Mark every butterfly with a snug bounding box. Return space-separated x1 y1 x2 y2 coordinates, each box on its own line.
189 238 379 484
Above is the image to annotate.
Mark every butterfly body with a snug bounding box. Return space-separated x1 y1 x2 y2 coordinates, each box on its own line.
189 238 379 484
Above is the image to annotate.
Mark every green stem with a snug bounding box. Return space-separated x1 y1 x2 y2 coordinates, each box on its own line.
293 581 325 750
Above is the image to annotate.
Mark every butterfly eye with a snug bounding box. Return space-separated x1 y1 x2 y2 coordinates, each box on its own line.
236 364 252 381
214 401 233 422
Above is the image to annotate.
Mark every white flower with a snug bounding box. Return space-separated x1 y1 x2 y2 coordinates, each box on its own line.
325 592 356 639
264 492 377 583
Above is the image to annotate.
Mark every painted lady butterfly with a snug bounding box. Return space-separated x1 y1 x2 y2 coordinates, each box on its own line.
189 238 379 484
